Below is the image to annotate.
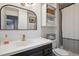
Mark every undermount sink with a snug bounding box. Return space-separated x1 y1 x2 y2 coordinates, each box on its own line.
1 38 49 47
14 39 44 47
0 40 37 47
15 41 27 46
14 41 35 46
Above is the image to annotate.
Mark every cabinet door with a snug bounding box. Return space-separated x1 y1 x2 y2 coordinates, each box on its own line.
12 47 43 56
30 51 43 56
43 43 52 56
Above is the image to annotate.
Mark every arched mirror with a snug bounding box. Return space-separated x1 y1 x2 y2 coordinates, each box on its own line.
0 5 37 30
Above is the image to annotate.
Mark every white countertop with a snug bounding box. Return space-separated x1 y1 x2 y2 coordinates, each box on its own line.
0 38 52 56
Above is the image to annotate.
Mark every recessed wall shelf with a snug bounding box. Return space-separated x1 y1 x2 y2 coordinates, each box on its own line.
47 13 56 21
42 4 56 27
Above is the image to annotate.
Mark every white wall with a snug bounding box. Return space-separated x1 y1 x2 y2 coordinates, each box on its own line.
62 3 79 39
41 4 46 26
0 3 41 41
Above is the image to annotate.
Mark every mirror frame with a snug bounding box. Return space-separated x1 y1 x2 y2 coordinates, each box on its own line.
0 4 37 30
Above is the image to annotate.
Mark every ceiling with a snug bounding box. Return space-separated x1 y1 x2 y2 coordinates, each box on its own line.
37 3 74 10
59 3 74 9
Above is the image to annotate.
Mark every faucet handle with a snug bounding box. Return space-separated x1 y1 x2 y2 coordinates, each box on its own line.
22 34 25 41
5 34 8 38
23 34 25 36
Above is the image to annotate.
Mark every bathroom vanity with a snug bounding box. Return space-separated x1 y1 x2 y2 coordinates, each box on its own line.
12 43 52 56
0 38 52 56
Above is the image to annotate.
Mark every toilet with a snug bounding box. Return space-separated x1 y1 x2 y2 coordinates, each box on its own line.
46 34 69 56
53 48 69 56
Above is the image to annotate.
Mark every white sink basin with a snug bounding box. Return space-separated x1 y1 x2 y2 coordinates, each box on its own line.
15 41 28 46
14 41 35 46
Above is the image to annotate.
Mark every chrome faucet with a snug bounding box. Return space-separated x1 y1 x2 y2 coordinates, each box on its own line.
22 34 26 41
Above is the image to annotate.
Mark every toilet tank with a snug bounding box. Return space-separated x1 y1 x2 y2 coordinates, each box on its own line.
46 34 57 48
46 34 56 40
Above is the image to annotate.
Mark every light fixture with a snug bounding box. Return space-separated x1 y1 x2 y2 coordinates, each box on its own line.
20 3 26 6
20 3 34 6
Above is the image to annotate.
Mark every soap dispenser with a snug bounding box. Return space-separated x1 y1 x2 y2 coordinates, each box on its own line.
3 34 9 45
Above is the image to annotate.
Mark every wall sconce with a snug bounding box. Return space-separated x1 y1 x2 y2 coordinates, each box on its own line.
20 3 26 6
20 3 33 6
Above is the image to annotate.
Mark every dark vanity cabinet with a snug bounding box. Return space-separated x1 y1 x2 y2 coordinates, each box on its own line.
12 43 52 56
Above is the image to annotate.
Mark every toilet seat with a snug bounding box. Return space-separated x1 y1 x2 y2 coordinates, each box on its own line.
53 48 69 56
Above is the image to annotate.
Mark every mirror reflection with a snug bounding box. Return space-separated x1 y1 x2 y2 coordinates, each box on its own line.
1 5 37 30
